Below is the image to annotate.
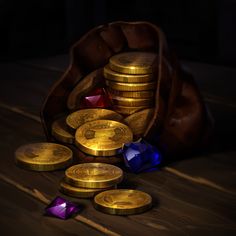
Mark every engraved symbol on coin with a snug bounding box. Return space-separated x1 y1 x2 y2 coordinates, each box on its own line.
85 129 95 139
53 146 68 157
24 148 38 158
110 127 123 141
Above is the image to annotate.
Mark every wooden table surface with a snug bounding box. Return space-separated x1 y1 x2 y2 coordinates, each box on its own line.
0 55 235 236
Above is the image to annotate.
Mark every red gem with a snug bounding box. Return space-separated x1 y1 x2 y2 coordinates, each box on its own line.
79 88 111 108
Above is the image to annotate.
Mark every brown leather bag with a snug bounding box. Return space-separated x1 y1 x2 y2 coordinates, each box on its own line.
41 21 212 162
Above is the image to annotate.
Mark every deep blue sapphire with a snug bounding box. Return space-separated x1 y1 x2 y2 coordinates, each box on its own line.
123 140 162 173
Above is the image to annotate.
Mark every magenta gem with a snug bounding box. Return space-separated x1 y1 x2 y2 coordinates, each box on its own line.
79 87 111 108
45 196 79 219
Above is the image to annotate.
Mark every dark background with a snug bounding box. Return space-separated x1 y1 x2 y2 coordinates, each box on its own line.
0 0 235 66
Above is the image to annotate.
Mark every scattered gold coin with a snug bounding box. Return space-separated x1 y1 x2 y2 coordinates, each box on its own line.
15 143 73 171
94 189 152 215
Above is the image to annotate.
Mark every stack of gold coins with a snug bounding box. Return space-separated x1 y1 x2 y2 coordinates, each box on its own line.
60 163 123 198
104 52 157 116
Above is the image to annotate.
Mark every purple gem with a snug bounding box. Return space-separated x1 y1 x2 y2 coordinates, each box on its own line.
45 196 80 220
123 140 162 173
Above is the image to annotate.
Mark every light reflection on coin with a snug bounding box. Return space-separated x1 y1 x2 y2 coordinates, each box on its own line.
108 88 155 99
109 52 158 74
111 95 153 107
75 120 133 156
65 163 123 188
94 189 152 215
104 64 153 83
106 80 156 91
66 109 123 130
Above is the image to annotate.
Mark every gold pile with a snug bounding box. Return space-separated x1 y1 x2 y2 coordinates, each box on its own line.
15 51 157 215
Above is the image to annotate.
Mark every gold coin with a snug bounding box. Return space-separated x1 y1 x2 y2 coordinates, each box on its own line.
75 120 133 156
108 88 155 98
106 80 156 91
103 64 153 83
60 180 117 198
113 105 151 115
65 163 123 188
66 108 123 130
124 108 154 136
51 116 74 144
109 52 158 74
111 95 153 107
15 143 73 171
94 189 152 215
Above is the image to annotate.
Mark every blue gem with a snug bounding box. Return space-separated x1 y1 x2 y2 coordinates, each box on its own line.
123 140 162 173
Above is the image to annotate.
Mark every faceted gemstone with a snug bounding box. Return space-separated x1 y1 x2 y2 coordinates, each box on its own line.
123 140 162 173
45 196 80 219
79 87 111 108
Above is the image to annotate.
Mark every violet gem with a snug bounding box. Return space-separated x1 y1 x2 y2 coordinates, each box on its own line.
45 196 80 220
123 140 162 173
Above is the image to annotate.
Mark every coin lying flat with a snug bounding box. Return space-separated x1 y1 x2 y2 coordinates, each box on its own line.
60 180 117 198
66 109 123 131
108 88 155 99
124 108 155 136
15 143 73 171
51 116 74 144
65 163 123 188
75 120 133 156
111 95 153 107
109 52 158 74
94 189 152 215
104 64 153 83
113 105 151 115
106 80 156 91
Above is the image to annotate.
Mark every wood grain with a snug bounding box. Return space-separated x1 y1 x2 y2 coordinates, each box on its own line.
0 57 235 235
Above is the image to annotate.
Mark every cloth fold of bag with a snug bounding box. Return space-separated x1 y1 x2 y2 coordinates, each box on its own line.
41 21 213 159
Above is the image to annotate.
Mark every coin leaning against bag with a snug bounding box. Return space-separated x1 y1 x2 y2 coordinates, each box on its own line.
64 163 123 188
124 108 155 136
75 119 133 156
51 116 74 144
103 64 153 83
66 108 123 131
93 189 152 215
15 143 73 171
109 51 158 74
